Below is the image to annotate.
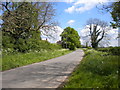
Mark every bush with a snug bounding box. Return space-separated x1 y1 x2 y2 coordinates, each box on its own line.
2 33 15 50
110 47 120 55
22 39 62 52
87 47 92 49
96 47 120 55
2 36 62 54
2 30 62 54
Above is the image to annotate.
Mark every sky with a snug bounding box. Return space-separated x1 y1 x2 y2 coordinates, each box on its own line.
42 0 119 47
0 0 118 47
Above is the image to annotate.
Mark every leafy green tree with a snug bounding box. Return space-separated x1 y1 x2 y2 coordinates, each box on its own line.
1 2 38 52
2 2 38 39
99 1 120 28
1 2 56 40
110 1 120 28
100 1 120 39
1 2 56 52
61 27 81 50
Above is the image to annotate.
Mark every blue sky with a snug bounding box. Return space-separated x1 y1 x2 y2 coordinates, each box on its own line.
0 0 118 46
54 2 112 34
49 1 118 46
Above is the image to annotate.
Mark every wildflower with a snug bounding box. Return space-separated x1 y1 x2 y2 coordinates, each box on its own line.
35 50 38 52
5 50 7 52
8 48 11 51
116 71 118 74
102 61 104 64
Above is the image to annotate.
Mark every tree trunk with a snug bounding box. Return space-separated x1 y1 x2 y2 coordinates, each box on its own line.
91 42 98 48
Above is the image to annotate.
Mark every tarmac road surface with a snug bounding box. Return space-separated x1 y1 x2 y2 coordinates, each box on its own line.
2 49 84 88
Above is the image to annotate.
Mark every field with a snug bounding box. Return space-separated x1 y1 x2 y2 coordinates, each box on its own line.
63 48 119 88
2 49 72 71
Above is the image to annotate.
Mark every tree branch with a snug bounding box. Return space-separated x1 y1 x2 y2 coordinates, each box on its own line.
89 24 92 35
35 3 50 31
97 30 105 43
1 2 11 13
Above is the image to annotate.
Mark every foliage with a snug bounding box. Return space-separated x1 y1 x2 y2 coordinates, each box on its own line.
2 2 39 41
96 47 120 55
2 31 41 52
110 1 120 27
1 2 57 52
81 45 93 49
64 49 119 88
87 46 93 49
2 38 62 54
2 49 72 71
100 1 120 28
60 27 81 50
69 43 75 50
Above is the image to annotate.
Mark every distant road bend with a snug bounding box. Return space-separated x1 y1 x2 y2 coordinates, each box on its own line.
2 49 84 88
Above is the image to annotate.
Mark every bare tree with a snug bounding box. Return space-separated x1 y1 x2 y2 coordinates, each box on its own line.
86 18 109 48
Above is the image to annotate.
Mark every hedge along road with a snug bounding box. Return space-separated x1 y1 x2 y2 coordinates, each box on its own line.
2 49 84 88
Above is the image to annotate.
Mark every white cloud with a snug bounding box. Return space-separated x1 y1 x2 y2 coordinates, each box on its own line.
65 6 75 13
67 20 75 25
79 26 91 46
65 0 74 3
41 26 63 43
65 0 110 13
107 28 118 46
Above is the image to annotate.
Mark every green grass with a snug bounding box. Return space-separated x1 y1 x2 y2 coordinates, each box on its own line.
2 49 72 71
63 49 119 88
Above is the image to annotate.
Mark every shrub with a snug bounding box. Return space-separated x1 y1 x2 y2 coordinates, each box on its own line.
110 47 120 55
87 47 92 49
96 47 120 55
2 33 15 50
2 31 62 54
26 39 62 52
3 36 62 54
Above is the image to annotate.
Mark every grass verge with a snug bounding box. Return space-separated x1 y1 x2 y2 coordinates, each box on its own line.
63 49 119 88
2 49 72 71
